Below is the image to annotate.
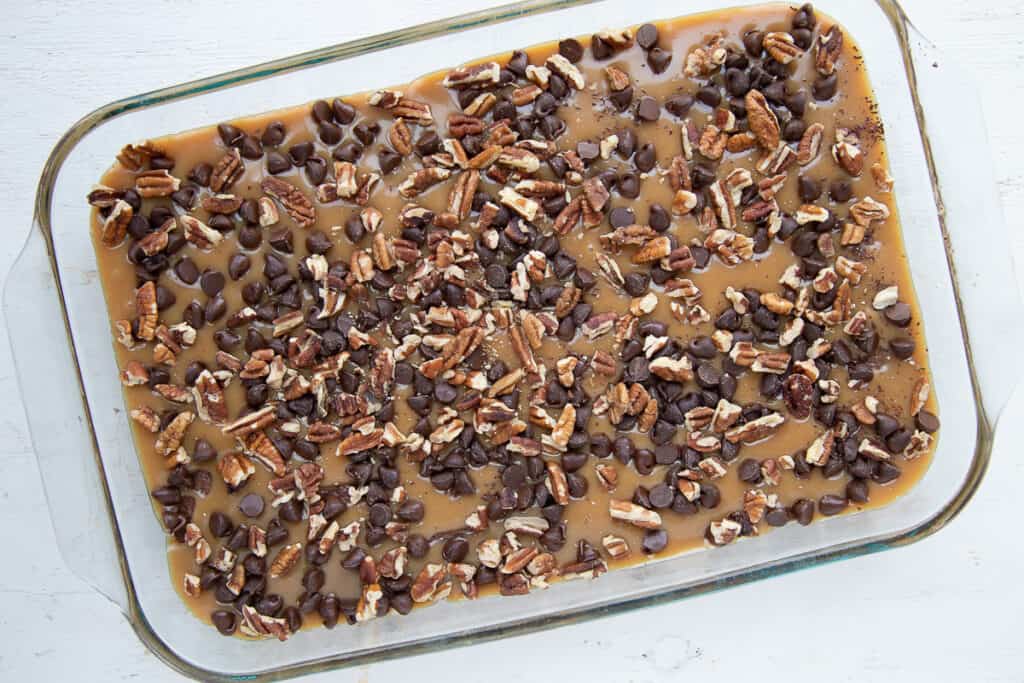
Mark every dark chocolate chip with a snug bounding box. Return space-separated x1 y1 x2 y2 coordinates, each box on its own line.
239 493 265 518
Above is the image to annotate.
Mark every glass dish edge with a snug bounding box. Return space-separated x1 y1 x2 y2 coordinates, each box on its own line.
13 0 1005 679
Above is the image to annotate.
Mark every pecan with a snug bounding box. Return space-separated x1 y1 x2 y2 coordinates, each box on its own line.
372 232 395 272
832 128 864 176
269 543 302 578
725 412 785 444
218 452 255 488
178 215 222 250
130 406 160 433
763 31 803 64
261 177 315 228
443 61 501 88
609 500 662 529
210 148 243 192
672 189 697 216
134 169 180 198
120 360 148 387
805 430 835 466
745 89 780 150
595 463 618 491
684 33 727 77
757 141 797 175
498 187 540 222
116 142 162 171
727 131 758 153
553 196 583 235
783 374 814 420
592 350 617 377
649 356 693 382
698 123 728 159
664 246 696 273
411 563 449 603
604 65 631 91
871 162 894 192
447 169 479 222
497 147 541 173
397 167 450 199
192 370 227 425
546 53 585 89
99 200 132 247
502 546 539 574
391 97 433 124
910 376 930 416
632 236 672 264
242 430 287 476
448 113 485 138
707 518 742 546
872 285 899 310
583 176 611 214
850 196 890 227
154 411 194 457
815 25 844 76
797 122 825 165
135 281 158 341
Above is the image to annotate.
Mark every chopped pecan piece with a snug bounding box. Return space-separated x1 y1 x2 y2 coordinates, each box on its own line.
261 177 316 228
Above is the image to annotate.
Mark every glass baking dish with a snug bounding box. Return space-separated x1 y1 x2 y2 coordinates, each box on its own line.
7 0 1020 679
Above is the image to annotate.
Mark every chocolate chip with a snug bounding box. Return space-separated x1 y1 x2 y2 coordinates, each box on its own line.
306 230 333 255
204 295 226 323
790 498 814 525
636 96 660 122
379 148 402 175
225 253 250 281
798 176 822 202
696 85 721 108
209 511 233 537
212 610 237 635
738 458 763 484
743 29 765 56
884 303 912 327
648 48 672 74
305 156 328 185
634 144 656 173
591 34 613 60
846 478 870 504
333 140 363 163
648 483 674 509
318 121 342 145
239 135 263 159
261 121 286 147
311 100 332 123
558 38 584 63
332 99 356 124
765 507 790 527
613 172 637 198
239 225 262 249
288 141 314 166
813 74 838 100
266 151 291 174
239 493 265 518
642 529 668 554
818 494 848 516
784 118 806 142
631 23 657 50
829 179 853 202
442 536 469 562
916 410 940 433
218 123 243 146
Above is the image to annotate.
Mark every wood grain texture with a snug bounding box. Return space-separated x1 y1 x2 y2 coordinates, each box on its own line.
0 1 1021 680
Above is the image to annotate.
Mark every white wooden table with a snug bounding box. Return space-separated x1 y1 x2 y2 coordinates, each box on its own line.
1 1 1022 680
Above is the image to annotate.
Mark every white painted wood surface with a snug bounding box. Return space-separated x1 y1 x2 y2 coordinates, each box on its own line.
1 1 1022 680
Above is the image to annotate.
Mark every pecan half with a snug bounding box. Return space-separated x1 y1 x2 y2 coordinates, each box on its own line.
261 177 316 228
745 89 780 150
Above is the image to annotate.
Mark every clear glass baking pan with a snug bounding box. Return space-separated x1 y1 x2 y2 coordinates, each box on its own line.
6 0 1020 679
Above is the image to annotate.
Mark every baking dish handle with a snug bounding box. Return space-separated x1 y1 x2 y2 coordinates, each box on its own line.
905 23 1022 425
3 225 130 613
